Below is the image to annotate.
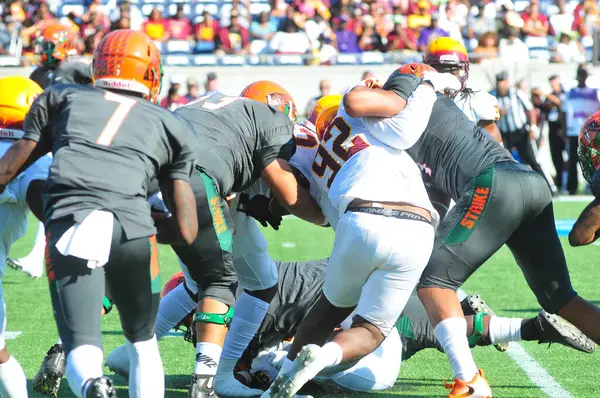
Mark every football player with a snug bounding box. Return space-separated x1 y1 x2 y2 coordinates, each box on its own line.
343 63 600 398
569 112 600 247
0 29 199 398
262 68 463 398
10 24 92 279
0 76 49 398
423 37 502 144
151 81 324 398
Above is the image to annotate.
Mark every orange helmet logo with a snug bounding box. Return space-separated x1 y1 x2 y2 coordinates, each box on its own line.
92 30 163 103
0 76 43 130
240 80 297 123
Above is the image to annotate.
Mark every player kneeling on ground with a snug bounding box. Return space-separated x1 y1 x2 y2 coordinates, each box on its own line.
0 29 199 398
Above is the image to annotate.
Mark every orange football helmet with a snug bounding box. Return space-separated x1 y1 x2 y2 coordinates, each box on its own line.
578 112 600 183
35 24 76 67
240 80 297 123
92 29 163 103
0 76 43 130
424 37 470 90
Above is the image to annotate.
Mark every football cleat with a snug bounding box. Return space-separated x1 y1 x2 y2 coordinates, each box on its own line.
33 343 66 396
445 369 492 398
7 255 44 278
188 374 217 398
535 310 596 353
84 377 117 398
263 345 324 398
465 294 508 352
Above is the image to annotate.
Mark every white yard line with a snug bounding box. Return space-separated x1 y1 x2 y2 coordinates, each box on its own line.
506 343 574 398
554 195 594 203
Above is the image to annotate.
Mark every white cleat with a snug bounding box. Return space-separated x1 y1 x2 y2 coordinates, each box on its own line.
265 344 325 398
214 374 264 397
105 344 130 379
7 255 44 278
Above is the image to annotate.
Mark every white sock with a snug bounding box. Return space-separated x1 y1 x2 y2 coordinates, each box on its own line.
29 221 46 258
56 337 63 345
155 283 197 340
434 318 478 382
194 342 222 375
319 342 343 368
66 345 103 398
0 356 28 398
126 336 165 398
216 293 269 377
489 316 522 344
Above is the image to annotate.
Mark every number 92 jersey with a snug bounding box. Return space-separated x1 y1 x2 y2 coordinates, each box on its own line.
23 84 199 240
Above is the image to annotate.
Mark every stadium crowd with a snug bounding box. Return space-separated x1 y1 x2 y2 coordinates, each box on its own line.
0 0 598 63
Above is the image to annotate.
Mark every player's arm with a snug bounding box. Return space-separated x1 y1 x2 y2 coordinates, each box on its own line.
158 178 198 245
478 120 503 143
261 159 325 226
569 197 600 246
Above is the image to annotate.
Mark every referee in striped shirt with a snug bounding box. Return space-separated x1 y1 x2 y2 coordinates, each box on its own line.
491 72 545 179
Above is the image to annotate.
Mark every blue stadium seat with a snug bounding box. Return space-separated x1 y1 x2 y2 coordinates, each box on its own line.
141 3 163 15
166 40 192 54
336 53 359 65
167 3 192 15
194 3 219 16
275 54 303 65
193 54 219 66
249 2 271 15
164 55 191 66
220 55 246 65
62 0 85 5
360 51 385 65
525 36 552 61
513 0 529 12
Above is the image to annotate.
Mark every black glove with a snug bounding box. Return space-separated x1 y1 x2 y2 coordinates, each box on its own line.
237 193 282 230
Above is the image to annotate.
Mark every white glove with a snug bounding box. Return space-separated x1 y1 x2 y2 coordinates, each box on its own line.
421 71 462 93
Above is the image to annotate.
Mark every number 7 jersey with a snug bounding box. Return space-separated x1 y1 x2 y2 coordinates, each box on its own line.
23 84 199 240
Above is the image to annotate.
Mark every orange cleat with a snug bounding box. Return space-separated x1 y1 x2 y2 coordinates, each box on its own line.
445 369 492 398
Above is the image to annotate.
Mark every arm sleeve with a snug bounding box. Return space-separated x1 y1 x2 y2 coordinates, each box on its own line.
363 85 437 150
23 88 56 143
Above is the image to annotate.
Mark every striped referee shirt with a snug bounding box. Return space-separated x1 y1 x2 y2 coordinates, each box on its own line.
490 87 533 134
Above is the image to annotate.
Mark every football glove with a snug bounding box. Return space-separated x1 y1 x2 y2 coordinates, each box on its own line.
237 193 282 230
421 71 462 93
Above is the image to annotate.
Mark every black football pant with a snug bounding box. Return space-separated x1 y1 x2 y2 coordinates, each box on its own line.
548 121 566 191
418 162 577 314
567 136 579 195
45 217 160 354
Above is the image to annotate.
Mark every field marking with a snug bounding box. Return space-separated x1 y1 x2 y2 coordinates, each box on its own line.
506 343 574 398
281 242 297 248
5 331 21 340
554 195 593 203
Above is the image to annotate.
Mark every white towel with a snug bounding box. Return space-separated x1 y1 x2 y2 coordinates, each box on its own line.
55 210 114 269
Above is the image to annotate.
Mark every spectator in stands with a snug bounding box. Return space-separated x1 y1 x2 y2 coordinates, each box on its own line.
335 16 360 53
215 10 250 55
184 78 199 102
553 32 586 63
250 11 278 54
544 75 567 193
110 16 130 31
81 11 109 53
269 15 311 54
143 7 169 43
362 70 374 80
221 0 251 29
168 5 193 41
109 1 143 31
194 11 218 54
305 79 332 116
472 31 499 62
270 0 289 20
358 15 385 52
204 72 220 96
386 22 417 52
499 26 529 61
466 4 497 51
9 1 26 24
564 65 600 194
304 8 335 50
0 18 13 55
86 0 110 20
160 82 188 111
407 0 432 31
439 0 467 43
572 0 599 40
550 0 575 38
417 13 448 52
521 0 550 37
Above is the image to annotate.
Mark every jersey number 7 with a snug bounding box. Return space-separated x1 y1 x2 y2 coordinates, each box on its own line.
96 91 137 146
312 117 370 188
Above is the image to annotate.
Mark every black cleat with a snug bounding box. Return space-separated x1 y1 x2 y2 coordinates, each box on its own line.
85 377 117 398
188 374 217 398
535 311 596 353
465 294 508 352
33 344 67 396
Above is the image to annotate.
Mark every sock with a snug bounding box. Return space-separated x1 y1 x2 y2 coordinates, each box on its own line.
194 342 222 375
434 317 478 381
30 221 46 258
155 283 197 340
127 336 165 398
489 316 523 344
56 337 63 345
66 345 103 398
319 342 343 368
216 293 269 377
0 356 28 398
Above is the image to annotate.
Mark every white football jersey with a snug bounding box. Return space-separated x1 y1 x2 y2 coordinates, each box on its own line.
454 90 500 124
314 85 438 226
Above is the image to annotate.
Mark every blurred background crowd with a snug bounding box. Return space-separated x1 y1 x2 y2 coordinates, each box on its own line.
0 0 598 65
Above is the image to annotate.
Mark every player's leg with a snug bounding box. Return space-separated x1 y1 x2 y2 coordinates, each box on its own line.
417 165 522 395
104 227 163 398
7 220 46 278
0 281 28 398
45 219 114 398
216 210 279 397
